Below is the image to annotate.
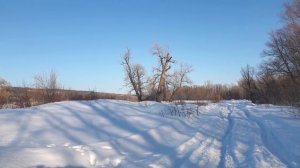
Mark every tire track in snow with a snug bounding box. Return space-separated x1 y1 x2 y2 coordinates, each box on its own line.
220 102 288 168
217 105 235 168
243 108 292 168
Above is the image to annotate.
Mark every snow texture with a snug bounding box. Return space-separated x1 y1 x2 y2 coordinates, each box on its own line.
0 100 299 168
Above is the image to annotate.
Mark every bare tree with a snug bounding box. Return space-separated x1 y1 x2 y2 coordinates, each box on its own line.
257 0 300 104
34 70 61 103
121 49 146 101
263 28 300 84
284 0 300 32
262 0 300 85
239 65 257 102
152 44 175 102
255 68 284 104
121 45 194 102
169 63 193 101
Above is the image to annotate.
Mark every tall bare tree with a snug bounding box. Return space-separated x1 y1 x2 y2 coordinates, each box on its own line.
152 44 175 102
263 28 300 84
121 49 146 101
258 0 300 104
262 0 300 84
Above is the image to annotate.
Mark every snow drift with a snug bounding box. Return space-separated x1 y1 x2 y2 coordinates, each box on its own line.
0 100 299 168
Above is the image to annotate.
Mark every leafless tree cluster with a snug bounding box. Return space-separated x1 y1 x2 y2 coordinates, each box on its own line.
169 64 193 101
173 82 243 101
0 79 33 108
122 44 193 102
0 73 138 108
121 49 146 101
151 45 176 101
240 0 300 105
34 70 61 103
0 71 62 108
239 65 258 102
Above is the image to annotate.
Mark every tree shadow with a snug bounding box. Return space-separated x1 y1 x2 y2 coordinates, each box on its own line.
2 99 277 167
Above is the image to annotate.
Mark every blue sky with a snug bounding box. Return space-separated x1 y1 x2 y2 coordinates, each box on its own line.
0 0 287 93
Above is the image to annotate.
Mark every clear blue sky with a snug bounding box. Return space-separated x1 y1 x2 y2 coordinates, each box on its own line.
0 0 287 93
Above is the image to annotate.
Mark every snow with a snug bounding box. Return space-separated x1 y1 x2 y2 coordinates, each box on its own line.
0 100 299 168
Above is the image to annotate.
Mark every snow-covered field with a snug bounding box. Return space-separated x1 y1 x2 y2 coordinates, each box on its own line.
0 100 299 168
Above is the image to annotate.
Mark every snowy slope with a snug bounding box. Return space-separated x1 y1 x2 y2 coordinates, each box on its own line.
0 100 299 168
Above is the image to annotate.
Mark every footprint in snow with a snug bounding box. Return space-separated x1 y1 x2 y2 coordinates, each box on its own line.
88 150 97 166
70 145 99 166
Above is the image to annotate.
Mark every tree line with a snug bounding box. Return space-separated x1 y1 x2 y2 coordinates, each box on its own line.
239 0 300 105
0 71 136 108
